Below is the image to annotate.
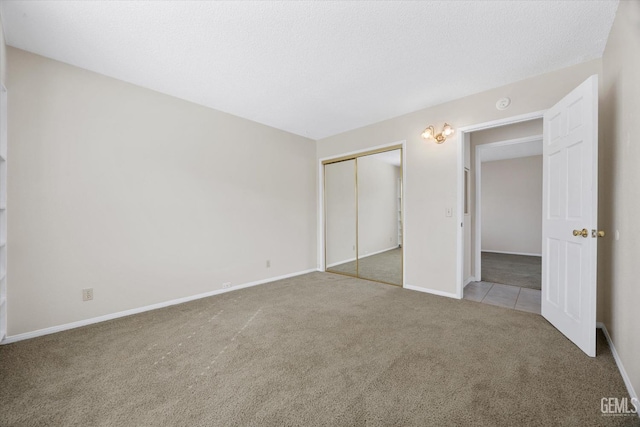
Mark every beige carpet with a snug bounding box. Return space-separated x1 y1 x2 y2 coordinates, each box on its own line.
0 272 637 426
328 247 402 285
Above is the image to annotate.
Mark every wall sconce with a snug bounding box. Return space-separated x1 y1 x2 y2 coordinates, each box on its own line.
421 123 455 144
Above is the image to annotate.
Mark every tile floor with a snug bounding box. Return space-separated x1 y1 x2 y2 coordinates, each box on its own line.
463 281 541 314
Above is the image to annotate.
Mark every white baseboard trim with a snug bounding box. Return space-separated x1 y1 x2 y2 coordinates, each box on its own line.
1 268 317 345
464 277 477 287
404 284 460 299
327 245 399 268
597 322 638 408
482 250 542 257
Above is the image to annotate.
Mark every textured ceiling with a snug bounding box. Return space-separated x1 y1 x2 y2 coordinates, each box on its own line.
0 1 618 140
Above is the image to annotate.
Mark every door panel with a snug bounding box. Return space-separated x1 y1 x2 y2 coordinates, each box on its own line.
325 160 357 277
546 238 561 307
542 75 598 357
357 150 403 286
565 242 582 321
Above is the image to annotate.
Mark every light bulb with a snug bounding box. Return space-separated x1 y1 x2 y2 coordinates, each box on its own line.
421 126 434 140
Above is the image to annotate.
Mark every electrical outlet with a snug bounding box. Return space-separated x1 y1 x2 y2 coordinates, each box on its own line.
82 288 93 301
446 207 453 217
266 260 271 268
222 282 232 289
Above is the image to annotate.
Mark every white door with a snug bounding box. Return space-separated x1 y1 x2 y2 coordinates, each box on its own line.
542 75 598 357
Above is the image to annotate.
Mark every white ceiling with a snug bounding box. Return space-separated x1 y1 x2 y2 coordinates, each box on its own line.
0 1 618 140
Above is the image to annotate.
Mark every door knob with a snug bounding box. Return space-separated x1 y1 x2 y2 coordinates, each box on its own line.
573 228 589 238
597 230 605 238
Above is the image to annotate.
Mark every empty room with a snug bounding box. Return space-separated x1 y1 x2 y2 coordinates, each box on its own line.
0 1 639 426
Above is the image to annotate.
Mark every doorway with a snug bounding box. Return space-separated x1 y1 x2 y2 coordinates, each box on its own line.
465 131 543 313
456 74 600 358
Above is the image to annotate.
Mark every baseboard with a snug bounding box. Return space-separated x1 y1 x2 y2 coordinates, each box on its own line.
464 276 477 287
1 268 317 345
482 250 542 257
597 322 639 410
327 245 399 268
404 284 459 299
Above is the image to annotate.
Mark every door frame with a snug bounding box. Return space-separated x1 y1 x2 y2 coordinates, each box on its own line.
456 111 545 298
474 134 544 283
0 84 7 342
317 140 407 286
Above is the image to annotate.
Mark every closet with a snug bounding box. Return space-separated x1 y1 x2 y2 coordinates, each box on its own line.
324 147 403 286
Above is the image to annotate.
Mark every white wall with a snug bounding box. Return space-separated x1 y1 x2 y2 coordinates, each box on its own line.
0 15 6 87
6 48 317 336
317 60 601 296
358 153 400 257
600 0 640 403
481 155 542 256
0 13 7 340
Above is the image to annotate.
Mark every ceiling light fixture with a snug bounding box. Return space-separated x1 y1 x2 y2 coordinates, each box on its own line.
421 123 455 144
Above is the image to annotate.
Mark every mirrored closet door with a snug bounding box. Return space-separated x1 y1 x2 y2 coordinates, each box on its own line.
324 147 403 286
325 159 357 277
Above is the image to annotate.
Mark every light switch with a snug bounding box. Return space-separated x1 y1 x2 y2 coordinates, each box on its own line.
446 207 453 217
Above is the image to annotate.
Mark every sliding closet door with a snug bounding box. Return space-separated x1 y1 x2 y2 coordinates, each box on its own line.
325 159 357 277
357 150 403 285
324 148 403 286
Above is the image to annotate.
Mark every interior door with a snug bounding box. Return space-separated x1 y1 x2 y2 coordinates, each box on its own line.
542 75 598 357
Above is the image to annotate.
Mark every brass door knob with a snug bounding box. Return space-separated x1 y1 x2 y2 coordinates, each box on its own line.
573 228 589 238
597 230 605 238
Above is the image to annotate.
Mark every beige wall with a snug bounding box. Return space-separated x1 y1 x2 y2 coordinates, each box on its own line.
7 48 317 336
481 155 542 255
0 16 6 87
318 60 601 295
0 14 6 341
600 0 640 402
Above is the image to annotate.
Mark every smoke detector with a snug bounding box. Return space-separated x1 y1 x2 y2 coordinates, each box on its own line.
496 97 511 110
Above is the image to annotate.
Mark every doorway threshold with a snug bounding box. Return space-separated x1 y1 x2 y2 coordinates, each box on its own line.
463 281 541 315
